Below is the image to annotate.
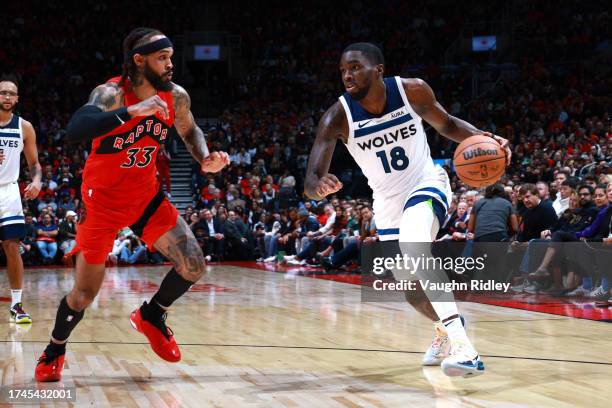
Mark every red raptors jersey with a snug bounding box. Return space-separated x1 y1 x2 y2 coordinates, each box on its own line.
82 76 175 204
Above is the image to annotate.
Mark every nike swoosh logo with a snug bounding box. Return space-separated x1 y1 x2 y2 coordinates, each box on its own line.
358 120 372 128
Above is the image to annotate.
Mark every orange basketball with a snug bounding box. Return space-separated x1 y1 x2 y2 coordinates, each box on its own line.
453 135 506 188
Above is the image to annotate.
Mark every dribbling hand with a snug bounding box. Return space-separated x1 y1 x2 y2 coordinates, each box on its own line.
316 173 343 198
483 131 512 166
201 151 230 173
127 95 170 120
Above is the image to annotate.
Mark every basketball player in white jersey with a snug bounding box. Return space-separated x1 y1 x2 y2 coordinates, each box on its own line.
305 43 511 377
0 78 42 324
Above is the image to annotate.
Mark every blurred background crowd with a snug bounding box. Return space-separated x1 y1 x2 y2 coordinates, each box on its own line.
1 0 610 300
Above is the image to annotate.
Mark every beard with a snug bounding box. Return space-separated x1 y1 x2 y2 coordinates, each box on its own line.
349 82 371 101
0 102 14 113
143 63 173 91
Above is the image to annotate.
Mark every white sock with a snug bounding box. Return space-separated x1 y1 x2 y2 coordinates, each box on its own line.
443 316 477 358
11 289 22 306
430 301 476 357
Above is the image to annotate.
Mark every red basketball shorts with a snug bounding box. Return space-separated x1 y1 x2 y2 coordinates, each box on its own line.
73 188 179 264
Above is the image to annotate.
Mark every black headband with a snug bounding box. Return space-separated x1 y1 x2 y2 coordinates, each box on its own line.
125 37 173 61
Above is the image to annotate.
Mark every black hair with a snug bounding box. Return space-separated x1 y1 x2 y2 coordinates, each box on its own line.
577 184 594 194
120 27 164 87
484 183 505 199
561 177 578 189
0 75 19 90
342 42 384 65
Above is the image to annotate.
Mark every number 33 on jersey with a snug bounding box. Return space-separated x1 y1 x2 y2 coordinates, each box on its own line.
82 76 175 195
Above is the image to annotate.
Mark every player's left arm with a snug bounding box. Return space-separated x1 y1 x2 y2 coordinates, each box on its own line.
403 78 511 164
21 119 42 199
172 83 229 173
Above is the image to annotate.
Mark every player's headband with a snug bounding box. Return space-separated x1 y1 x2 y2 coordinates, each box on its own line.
125 37 173 61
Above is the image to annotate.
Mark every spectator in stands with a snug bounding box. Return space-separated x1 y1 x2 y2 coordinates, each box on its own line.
37 193 57 213
552 178 577 217
536 181 550 201
199 209 225 261
438 202 470 241
224 210 252 260
469 184 518 243
515 185 599 293
58 210 78 261
21 213 38 266
318 205 377 272
35 214 58 264
516 184 558 243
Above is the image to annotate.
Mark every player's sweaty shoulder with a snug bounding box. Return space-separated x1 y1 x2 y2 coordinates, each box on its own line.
320 101 349 143
87 82 124 111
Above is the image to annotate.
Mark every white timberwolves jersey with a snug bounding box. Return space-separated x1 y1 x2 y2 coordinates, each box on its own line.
339 77 451 240
339 76 437 198
0 114 24 184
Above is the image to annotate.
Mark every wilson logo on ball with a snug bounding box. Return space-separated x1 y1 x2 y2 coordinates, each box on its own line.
463 147 499 160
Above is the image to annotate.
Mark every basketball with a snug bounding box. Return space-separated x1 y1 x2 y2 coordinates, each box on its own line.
453 135 506 188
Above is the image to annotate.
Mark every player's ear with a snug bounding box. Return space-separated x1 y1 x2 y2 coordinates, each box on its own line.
133 54 145 68
376 64 384 78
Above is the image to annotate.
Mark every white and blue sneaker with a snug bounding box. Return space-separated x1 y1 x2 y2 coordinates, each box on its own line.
422 316 465 366
10 303 32 324
441 342 485 377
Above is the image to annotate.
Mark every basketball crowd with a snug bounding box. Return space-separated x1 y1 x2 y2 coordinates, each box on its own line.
1 1 610 301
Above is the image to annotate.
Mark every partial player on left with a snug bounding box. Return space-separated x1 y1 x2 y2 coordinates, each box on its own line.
0 77 42 324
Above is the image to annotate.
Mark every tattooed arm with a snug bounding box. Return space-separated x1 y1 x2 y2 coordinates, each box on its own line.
172 83 229 173
21 119 42 199
66 82 170 143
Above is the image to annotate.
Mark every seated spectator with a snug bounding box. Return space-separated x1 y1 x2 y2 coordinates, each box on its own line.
198 209 225 262
37 193 57 213
119 234 148 264
107 230 132 265
35 214 59 264
58 210 78 261
224 210 253 260
20 213 38 266
264 208 299 263
469 184 518 243
438 202 470 241
552 178 577 217
318 205 377 272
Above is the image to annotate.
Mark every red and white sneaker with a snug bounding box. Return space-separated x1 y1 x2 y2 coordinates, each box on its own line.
130 302 181 362
35 350 65 382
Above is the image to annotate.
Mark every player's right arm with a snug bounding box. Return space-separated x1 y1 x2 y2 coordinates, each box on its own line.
65 83 169 143
304 102 348 200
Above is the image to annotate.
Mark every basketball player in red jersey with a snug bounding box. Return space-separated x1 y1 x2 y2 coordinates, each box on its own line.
35 28 230 382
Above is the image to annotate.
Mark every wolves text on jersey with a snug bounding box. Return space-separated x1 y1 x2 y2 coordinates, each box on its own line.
356 123 418 151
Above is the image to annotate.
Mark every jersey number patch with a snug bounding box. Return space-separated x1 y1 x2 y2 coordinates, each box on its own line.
375 146 409 173
120 147 157 168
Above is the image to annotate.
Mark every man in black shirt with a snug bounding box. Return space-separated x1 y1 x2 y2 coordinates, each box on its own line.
516 184 558 242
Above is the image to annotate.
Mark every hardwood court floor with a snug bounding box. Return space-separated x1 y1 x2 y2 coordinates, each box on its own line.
1 264 611 407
